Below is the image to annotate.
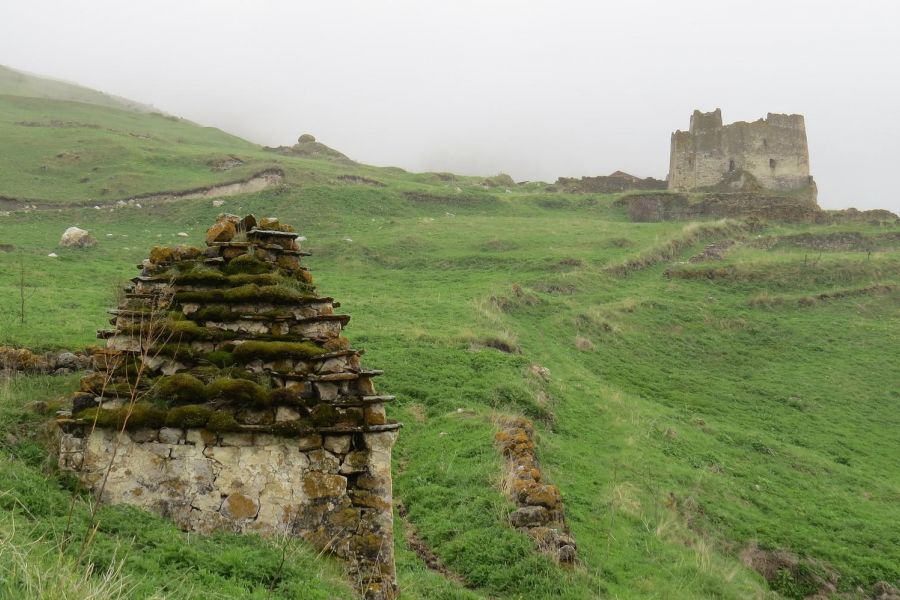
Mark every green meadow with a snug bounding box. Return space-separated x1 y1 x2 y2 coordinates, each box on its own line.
0 71 898 599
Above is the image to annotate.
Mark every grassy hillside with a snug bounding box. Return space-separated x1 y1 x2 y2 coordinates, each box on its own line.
0 95 284 203
0 64 154 113
0 79 899 599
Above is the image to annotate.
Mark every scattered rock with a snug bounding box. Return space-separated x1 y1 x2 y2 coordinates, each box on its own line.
177 232 189 238
529 364 551 382
509 505 550 527
689 239 735 263
212 199 225 207
59 227 97 248
205 219 236 244
557 544 577 563
873 582 900 600
55 352 78 368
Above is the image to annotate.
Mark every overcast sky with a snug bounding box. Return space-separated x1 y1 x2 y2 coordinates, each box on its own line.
2 0 899 211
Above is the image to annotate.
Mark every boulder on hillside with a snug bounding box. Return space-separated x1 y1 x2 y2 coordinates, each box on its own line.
59 227 97 248
298 133 316 143
483 173 516 188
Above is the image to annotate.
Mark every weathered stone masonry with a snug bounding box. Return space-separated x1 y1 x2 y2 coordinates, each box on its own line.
668 108 814 195
57 215 400 599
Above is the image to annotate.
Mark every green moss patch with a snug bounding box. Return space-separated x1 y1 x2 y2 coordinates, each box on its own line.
207 377 270 407
151 343 198 362
155 374 207 405
206 410 240 432
310 403 338 427
268 387 305 407
164 404 212 428
200 350 235 367
75 402 166 429
174 268 280 287
232 341 326 362
224 254 269 275
175 283 316 305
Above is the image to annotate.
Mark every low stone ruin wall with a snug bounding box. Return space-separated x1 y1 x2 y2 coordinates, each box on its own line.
495 417 577 564
0 346 91 375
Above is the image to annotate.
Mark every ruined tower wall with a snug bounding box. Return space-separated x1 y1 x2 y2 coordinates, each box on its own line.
668 109 811 192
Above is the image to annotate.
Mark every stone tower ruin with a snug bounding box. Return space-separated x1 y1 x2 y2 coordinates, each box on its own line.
668 108 815 196
56 215 400 599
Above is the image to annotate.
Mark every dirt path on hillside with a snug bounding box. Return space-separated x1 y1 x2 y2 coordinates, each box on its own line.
0 168 283 212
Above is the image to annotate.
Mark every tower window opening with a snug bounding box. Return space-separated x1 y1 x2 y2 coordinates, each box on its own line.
728 159 735 172
769 158 777 169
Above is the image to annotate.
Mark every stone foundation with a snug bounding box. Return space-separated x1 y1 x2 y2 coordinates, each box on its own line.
59 423 398 598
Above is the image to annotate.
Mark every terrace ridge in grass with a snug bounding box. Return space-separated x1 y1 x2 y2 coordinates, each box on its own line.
56 213 401 600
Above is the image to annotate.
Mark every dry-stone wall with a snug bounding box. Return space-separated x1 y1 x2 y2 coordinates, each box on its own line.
56 214 400 599
495 417 577 564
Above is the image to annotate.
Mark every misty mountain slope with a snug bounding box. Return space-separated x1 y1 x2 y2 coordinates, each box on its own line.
0 64 155 113
1 77 899 599
0 94 284 203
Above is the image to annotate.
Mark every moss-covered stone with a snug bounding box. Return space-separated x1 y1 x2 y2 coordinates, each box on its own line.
155 374 207 405
165 404 212 428
149 245 175 264
232 340 326 362
269 387 303 406
175 283 315 305
207 377 270 407
224 253 269 275
206 410 239 432
310 403 338 427
201 350 235 367
323 336 350 351
76 402 166 429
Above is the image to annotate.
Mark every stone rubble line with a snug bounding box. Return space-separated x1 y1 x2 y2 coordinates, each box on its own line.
495 417 577 564
0 347 92 375
56 213 401 600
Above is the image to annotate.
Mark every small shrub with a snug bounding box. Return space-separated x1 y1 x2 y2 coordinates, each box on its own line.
165 404 212 427
207 378 270 407
155 374 207 405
